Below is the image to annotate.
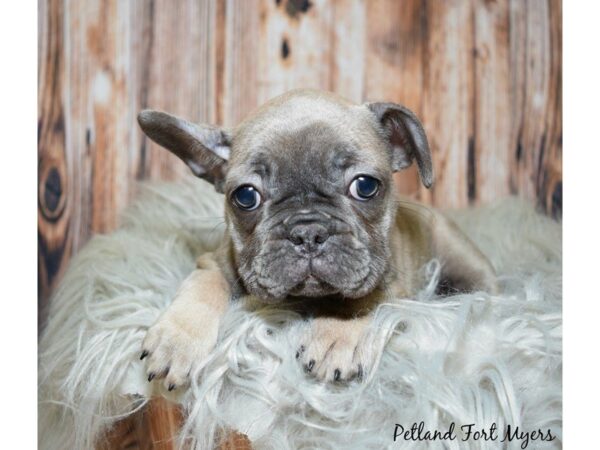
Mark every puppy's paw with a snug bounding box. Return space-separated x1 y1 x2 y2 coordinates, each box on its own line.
297 316 372 383
140 312 218 392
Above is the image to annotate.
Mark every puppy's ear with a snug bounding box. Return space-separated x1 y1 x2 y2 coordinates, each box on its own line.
137 110 231 192
367 102 434 188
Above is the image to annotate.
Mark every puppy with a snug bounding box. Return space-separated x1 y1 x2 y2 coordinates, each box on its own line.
137 89 496 390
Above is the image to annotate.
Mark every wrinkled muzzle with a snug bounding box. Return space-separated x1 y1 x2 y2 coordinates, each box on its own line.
239 210 388 301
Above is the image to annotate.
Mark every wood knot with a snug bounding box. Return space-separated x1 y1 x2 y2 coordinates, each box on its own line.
281 38 290 59
285 0 312 19
39 164 66 221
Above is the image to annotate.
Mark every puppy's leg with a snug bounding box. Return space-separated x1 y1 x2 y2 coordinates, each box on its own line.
430 212 497 293
141 252 230 391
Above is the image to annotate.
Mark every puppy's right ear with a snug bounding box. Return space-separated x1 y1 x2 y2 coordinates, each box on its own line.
367 102 434 188
137 110 231 192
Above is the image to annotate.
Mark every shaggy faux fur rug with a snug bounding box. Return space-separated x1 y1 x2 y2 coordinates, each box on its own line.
38 180 562 450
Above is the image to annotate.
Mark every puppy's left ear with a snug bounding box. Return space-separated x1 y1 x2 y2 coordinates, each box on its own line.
137 110 231 193
367 102 434 188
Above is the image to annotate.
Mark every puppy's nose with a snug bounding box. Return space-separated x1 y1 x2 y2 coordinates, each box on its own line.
288 223 329 254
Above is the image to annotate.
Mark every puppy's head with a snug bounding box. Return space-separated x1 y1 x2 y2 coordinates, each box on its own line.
139 90 432 301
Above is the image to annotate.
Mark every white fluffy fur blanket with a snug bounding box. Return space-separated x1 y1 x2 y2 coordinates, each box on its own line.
38 180 562 449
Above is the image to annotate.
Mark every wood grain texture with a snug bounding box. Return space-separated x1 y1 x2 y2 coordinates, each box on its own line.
38 0 70 327
38 0 562 448
97 397 255 449
508 0 562 217
473 0 511 204
365 0 424 196
222 0 260 126
98 398 184 450
421 0 475 207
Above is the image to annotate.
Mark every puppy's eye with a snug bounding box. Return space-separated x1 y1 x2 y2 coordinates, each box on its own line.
231 185 262 211
349 175 379 200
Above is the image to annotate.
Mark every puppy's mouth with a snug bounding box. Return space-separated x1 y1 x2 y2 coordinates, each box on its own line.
245 234 384 302
254 253 373 300
288 273 337 297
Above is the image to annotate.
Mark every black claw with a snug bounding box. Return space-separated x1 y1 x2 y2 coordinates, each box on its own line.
334 369 341 382
295 351 300 359
140 350 149 360
357 364 364 381
163 366 170 376
168 383 176 391
147 372 155 382
266 328 273 336
305 359 315 373
296 345 306 360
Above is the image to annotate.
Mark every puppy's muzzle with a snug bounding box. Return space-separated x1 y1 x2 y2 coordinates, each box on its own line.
285 212 330 255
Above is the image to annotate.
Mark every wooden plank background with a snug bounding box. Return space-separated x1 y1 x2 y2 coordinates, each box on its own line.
38 0 562 447
39 0 562 326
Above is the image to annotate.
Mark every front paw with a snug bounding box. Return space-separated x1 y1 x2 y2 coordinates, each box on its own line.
297 316 372 383
140 314 218 392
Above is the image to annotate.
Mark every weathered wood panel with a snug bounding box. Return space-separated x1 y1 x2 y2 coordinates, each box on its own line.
421 0 475 207
39 0 69 326
222 0 260 126
98 398 183 450
365 0 423 196
39 0 562 447
473 0 511 204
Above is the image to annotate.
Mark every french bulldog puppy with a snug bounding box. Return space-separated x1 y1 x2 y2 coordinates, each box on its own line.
137 89 496 390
